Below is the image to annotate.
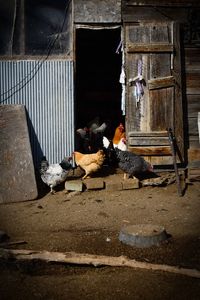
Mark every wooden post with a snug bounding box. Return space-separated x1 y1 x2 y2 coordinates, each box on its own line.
168 128 183 197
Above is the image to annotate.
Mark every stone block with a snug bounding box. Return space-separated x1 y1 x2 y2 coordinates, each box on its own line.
122 178 139 190
84 178 105 190
65 180 83 192
106 182 123 191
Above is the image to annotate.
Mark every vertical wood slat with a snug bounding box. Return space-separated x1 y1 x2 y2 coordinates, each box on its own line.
149 87 174 131
172 22 185 161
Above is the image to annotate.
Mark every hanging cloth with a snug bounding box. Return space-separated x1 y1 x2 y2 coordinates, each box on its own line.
129 59 144 107
119 45 126 116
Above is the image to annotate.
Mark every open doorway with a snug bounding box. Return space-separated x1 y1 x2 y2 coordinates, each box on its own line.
75 27 123 142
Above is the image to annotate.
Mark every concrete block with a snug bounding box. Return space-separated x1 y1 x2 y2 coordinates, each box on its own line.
65 180 83 192
84 178 105 190
122 178 139 190
106 182 123 191
0 105 38 203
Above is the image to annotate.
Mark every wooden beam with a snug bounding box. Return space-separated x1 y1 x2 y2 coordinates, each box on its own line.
129 137 169 146
128 131 168 137
127 44 174 53
124 0 200 7
1 248 200 279
148 76 175 90
128 146 172 156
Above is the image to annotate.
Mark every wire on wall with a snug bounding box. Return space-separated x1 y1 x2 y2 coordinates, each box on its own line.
0 0 71 104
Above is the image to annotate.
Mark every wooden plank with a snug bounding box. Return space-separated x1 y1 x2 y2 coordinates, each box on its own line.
150 53 171 80
186 73 200 89
171 22 185 161
128 146 172 155
188 149 200 162
149 87 174 131
187 96 200 118
189 135 200 148
122 6 189 23
199 112 200 143
148 76 175 90
188 117 199 135
0 105 38 203
150 24 171 43
129 131 168 137
127 44 173 53
129 137 169 146
1 248 200 279
186 87 200 95
124 0 200 6
126 25 150 44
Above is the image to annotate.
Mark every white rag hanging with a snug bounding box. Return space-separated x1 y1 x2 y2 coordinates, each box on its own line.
119 47 126 115
129 59 144 107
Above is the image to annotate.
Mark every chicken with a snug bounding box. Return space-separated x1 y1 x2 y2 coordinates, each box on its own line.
73 150 105 179
75 127 91 153
39 156 73 194
113 123 126 147
114 137 127 151
90 122 107 134
103 136 127 151
114 148 153 179
75 118 107 154
102 136 126 166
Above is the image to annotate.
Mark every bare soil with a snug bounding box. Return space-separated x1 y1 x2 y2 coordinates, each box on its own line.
0 173 200 300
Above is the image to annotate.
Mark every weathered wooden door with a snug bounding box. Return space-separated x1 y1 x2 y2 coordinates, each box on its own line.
125 22 184 164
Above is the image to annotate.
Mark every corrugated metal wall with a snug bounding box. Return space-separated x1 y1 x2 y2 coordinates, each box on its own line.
0 60 74 167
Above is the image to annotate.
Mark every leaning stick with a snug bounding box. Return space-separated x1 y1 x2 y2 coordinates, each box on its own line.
0 248 200 279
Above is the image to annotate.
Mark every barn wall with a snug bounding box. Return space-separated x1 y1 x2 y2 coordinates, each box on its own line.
0 60 74 167
74 0 121 23
0 0 75 169
185 48 200 162
122 1 200 164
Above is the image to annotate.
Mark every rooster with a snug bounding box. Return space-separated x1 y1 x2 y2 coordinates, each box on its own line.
114 148 153 179
39 156 73 194
73 150 105 179
113 123 126 147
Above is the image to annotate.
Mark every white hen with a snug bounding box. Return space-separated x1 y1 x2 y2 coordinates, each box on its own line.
39 156 73 194
103 136 127 151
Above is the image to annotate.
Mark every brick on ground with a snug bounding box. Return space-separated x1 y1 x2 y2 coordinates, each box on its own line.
65 180 83 192
105 181 123 191
122 178 139 190
83 178 105 190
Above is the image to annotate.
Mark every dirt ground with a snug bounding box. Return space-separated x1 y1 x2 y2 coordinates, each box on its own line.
0 172 200 300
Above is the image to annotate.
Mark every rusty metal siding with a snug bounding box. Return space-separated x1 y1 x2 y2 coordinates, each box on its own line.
0 60 74 167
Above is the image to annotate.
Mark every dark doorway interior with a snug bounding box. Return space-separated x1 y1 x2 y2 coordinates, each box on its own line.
75 28 123 139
